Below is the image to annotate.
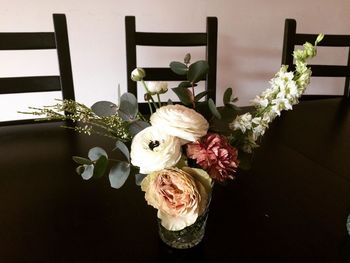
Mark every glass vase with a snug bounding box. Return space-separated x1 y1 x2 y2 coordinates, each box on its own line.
157 202 211 249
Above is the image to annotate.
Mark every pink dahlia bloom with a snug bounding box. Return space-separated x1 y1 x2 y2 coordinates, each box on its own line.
186 133 239 182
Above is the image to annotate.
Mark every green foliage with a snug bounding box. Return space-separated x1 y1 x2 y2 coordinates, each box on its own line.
223 88 239 109
128 120 150 136
187 61 209 84
118 93 138 121
194 91 208 102
74 147 109 180
208 98 221 119
169 61 188 75
114 141 130 162
172 87 193 106
91 101 118 117
88 147 108 161
170 54 209 107
135 173 147 186
72 156 92 165
109 161 131 189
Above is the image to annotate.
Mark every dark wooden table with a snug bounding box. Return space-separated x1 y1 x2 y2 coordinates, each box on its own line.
1 98 350 262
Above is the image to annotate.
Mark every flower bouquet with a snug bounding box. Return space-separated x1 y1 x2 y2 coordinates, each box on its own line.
26 34 323 249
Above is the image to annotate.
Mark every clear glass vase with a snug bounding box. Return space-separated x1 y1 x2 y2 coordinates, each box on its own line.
157 202 210 249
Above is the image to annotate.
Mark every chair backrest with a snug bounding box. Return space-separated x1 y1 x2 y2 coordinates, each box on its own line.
282 18 350 100
0 13 75 125
125 16 217 113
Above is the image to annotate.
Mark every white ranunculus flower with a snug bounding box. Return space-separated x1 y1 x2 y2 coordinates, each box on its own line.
130 126 182 174
146 81 168 95
150 104 209 143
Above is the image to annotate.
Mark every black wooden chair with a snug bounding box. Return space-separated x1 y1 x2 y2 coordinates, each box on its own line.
0 13 75 125
125 16 217 113
282 18 350 100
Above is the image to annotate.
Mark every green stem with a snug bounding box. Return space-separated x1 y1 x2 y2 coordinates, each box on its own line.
191 83 196 109
156 93 162 108
141 80 157 112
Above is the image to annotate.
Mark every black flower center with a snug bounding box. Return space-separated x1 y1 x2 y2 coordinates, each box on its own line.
149 140 160 151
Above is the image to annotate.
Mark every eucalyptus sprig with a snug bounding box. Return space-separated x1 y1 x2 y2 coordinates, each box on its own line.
170 53 210 109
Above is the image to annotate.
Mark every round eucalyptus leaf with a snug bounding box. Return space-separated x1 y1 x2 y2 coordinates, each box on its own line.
178 81 194 88
72 156 92 165
170 61 188 75
93 155 108 179
76 165 85 175
118 92 138 121
91 101 117 117
128 120 150 136
88 147 108 161
172 87 193 106
114 141 130 162
188 60 209 84
135 173 147 186
81 164 94 180
109 161 131 189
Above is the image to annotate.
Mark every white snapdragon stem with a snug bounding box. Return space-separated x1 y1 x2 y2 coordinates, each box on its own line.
230 34 324 153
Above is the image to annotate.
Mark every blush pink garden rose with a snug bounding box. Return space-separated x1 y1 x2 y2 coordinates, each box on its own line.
141 167 212 231
186 133 239 182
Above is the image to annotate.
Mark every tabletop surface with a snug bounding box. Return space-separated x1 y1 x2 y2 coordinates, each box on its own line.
0 98 350 262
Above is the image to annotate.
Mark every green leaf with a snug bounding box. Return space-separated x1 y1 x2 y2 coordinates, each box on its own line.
118 92 138 121
109 161 131 189
81 164 94 180
187 60 209 84
114 141 130 162
72 156 92 165
88 147 108 161
76 165 85 175
170 61 188 75
93 155 108 179
223 88 233 105
91 101 117 117
208 98 221 119
128 120 150 136
172 87 193 106
135 173 147 186
178 81 193 88
194 91 208 102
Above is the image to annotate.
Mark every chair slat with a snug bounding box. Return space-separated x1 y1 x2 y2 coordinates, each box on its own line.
0 76 61 94
281 18 350 99
135 32 207 46
295 34 350 47
125 16 218 114
142 68 188 81
0 33 56 50
310 65 350 77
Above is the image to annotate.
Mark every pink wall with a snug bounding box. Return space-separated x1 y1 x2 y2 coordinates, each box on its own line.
0 0 349 120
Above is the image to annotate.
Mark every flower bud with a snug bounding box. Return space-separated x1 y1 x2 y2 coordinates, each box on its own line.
146 81 168 95
131 68 146 81
184 53 191 64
